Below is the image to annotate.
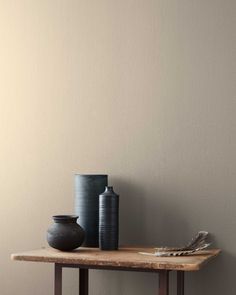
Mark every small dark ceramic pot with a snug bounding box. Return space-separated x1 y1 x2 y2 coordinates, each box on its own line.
47 215 85 251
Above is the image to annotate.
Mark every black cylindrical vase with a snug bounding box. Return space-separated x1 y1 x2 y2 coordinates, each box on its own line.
75 174 108 247
99 186 119 250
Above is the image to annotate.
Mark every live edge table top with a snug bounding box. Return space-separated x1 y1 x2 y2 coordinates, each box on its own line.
11 247 221 272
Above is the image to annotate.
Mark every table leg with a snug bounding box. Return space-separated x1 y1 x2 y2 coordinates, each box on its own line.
79 268 89 295
177 271 184 295
54 264 62 295
159 270 169 295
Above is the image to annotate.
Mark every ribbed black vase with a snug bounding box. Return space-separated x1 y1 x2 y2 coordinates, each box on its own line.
75 174 108 247
99 186 119 250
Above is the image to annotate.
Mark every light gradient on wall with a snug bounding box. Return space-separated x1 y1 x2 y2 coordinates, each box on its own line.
0 1 235 294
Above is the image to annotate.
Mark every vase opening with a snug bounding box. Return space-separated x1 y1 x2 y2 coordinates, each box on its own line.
74 174 108 177
52 215 78 223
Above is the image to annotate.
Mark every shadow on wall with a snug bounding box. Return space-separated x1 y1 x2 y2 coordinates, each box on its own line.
112 177 147 245
110 177 234 295
112 177 191 247
187 252 236 295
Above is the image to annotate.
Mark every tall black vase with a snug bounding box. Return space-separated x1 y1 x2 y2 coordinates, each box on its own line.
99 186 119 250
75 174 108 247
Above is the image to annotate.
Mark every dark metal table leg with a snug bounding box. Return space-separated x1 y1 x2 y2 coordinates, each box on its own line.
159 270 169 295
54 264 62 295
177 271 184 295
79 268 89 295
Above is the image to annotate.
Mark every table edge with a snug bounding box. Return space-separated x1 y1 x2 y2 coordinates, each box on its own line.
11 248 221 272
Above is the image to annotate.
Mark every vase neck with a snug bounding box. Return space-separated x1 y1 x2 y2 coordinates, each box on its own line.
105 186 114 193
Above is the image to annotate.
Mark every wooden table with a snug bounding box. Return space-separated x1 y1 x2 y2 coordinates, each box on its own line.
11 247 220 295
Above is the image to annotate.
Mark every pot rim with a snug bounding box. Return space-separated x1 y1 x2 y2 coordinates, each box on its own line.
52 215 79 222
74 174 108 176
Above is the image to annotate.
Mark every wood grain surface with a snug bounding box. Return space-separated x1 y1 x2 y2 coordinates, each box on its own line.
11 247 221 271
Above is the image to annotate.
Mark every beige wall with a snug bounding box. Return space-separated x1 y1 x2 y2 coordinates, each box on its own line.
0 0 235 294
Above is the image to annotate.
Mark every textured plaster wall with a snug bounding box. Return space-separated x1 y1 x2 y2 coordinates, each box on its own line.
0 1 235 294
